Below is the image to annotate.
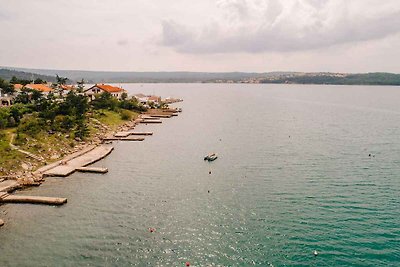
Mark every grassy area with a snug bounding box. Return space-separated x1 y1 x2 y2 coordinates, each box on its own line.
0 109 140 175
0 129 26 175
92 109 138 130
0 128 79 175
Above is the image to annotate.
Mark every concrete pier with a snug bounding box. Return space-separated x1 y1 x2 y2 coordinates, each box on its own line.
114 132 131 137
43 145 114 177
0 180 21 193
141 116 161 120
76 167 108 173
115 131 153 137
141 120 162 124
149 114 172 118
1 194 67 205
34 145 97 176
129 132 153 136
103 137 145 141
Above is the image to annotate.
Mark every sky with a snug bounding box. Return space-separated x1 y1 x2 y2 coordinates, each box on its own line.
0 0 400 73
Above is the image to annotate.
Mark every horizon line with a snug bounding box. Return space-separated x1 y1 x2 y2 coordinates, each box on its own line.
1 65 399 75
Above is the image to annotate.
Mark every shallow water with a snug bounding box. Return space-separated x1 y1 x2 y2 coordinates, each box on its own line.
1 84 400 266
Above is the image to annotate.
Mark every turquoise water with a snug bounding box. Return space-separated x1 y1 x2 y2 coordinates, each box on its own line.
1 84 400 266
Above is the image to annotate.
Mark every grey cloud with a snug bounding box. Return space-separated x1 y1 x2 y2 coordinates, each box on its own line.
161 20 194 47
161 0 400 53
117 39 129 46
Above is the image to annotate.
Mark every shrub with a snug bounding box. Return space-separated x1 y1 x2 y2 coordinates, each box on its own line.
0 108 10 129
17 115 45 137
120 110 132 120
53 115 74 132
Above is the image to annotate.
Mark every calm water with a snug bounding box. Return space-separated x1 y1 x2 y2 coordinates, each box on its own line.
1 84 400 266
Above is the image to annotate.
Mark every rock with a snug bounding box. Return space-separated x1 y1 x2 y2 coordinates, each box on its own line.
50 154 60 160
0 219 4 227
21 162 32 171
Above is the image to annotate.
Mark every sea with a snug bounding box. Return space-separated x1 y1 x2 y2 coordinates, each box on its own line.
0 83 399 266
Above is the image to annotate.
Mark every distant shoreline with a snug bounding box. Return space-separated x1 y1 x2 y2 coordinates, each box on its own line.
1 67 400 86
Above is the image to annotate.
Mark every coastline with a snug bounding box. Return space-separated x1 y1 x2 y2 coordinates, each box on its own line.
0 107 181 227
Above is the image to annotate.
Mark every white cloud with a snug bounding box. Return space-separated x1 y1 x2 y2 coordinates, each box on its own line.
161 0 400 53
0 0 399 72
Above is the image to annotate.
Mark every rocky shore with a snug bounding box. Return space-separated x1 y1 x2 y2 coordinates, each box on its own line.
0 107 181 227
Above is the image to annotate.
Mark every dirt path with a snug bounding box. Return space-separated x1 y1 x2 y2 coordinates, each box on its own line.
9 134 45 162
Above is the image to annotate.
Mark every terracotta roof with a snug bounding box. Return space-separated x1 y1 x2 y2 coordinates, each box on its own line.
94 84 124 93
25 84 53 92
133 93 147 98
148 96 160 101
61 85 75 90
13 84 24 90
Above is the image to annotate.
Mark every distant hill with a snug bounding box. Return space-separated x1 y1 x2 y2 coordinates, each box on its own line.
1 67 399 86
0 68 57 83
1 67 269 83
260 72 400 86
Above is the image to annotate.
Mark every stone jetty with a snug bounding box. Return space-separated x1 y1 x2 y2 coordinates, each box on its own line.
103 136 145 141
42 144 114 177
129 132 153 136
76 167 108 173
0 192 67 206
0 180 21 193
141 120 162 124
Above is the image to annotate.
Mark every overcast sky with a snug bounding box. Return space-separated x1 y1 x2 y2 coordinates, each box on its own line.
0 0 400 73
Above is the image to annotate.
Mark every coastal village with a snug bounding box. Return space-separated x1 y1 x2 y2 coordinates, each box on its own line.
0 77 182 228
1 81 178 108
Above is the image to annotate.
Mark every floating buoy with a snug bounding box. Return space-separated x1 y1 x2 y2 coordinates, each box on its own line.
185 262 190 266
149 227 156 233
313 250 318 256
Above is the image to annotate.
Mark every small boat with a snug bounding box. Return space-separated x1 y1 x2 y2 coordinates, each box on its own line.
204 153 218 161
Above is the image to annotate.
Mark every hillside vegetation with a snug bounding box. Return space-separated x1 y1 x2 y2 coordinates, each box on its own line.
260 73 400 86
0 69 57 83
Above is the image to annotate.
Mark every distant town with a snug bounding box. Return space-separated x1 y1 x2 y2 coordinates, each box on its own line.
0 74 182 178
212 72 400 85
0 75 181 108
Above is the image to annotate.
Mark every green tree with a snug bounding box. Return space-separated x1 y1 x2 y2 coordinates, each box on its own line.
0 78 15 95
9 76 19 84
14 89 30 104
74 120 89 139
34 78 46 84
31 90 43 102
77 79 85 93
121 92 128 100
91 92 118 110
56 75 68 85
